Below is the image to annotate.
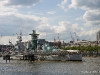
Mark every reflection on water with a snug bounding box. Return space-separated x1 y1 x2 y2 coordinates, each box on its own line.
0 57 100 75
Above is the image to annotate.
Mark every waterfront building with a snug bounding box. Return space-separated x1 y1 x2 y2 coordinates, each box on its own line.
97 30 100 44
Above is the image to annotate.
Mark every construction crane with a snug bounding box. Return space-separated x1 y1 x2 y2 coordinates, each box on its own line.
54 36 56 42
74 32 79 41
70 32 74 43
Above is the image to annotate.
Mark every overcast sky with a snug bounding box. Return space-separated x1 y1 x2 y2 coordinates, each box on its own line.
0 0 100 44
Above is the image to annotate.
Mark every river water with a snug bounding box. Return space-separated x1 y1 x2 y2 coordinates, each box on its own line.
0 57 100 75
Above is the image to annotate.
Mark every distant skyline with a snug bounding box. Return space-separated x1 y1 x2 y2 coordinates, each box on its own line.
0 0 100 44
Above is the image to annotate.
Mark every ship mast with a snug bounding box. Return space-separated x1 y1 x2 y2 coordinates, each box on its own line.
29 30 39 51
16 30 22 43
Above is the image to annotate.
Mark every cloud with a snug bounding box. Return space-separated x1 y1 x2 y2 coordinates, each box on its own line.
35 21 88 41
69 0 100 10
34 20 98 42
75 16 83 21
58 0 68 11
83 10 100 21
0 10 49 36
0 12 51 44
0 18 98 44
53 21 99 41
0 0 99 44
0 1 54 43
47 11 56 14
52 21 69 33
83 10 100 26
52 21 84 39
4 0 43 6
69 0 100 27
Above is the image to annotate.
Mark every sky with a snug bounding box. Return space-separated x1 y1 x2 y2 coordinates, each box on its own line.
0 0 100 45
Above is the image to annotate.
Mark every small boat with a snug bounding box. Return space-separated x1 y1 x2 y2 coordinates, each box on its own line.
10 54 23 60
66 50 82 61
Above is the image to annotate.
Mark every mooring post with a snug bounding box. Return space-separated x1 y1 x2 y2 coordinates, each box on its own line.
8 55 10 62
5 55 10 63
29 54 35 62
6 58 7 63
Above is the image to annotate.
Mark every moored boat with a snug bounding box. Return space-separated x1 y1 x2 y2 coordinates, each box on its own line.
66 50 82 61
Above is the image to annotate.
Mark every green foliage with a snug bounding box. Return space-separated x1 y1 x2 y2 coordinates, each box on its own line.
61 45 100 52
